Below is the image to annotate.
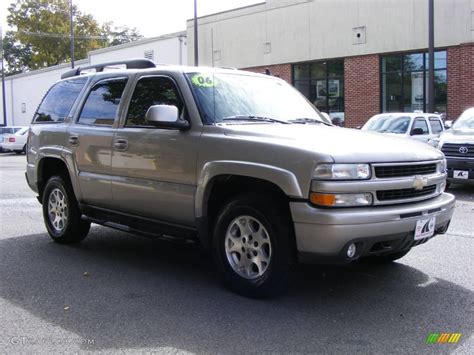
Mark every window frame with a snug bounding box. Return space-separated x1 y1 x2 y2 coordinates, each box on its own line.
380 50 447 114
76 76 129 127
121 74 189 129
292 59 345 116
410 117 430 136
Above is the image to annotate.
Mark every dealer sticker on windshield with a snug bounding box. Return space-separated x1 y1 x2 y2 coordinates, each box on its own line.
414 216 436 240
191 74 218 88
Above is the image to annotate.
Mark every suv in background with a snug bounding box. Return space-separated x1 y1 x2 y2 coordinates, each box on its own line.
362 112 445 146
26 60 455 298
0 126 25 152
437 108 474 184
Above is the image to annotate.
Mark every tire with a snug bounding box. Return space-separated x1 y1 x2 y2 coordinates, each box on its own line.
362 249 411 264
14 150 23 155
212 193 294 298
42 175 90 244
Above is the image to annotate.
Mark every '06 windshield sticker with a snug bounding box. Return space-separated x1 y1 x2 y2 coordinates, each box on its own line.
191 74 218 88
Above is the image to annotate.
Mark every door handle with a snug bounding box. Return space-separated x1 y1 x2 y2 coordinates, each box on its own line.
69 135 79 146
114 139 128 151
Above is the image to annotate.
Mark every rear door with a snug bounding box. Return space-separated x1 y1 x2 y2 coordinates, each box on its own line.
110 74 199 226
68 77 129 209
428 116 444 138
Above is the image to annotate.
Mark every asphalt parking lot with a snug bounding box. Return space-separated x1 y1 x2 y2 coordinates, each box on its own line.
0 152 473 353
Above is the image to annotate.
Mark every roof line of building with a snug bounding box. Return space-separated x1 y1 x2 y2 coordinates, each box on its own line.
186 2 265 23
4 59 89 81
88 30 186 56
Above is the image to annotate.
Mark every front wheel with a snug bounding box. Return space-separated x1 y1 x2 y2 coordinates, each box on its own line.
42 175 90 244
212 194 294 298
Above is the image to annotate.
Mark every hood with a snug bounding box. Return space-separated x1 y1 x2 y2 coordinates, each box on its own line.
440 128 474 142
222 124 444 163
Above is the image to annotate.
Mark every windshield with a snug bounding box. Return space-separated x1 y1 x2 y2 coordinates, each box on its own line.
363 115 411 134
452 109 474 129
186 72 324 124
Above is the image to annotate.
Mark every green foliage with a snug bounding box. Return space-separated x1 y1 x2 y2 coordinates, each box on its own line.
4 0 143 75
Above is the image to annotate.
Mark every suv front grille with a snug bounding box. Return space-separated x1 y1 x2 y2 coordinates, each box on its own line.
441 143 474 158
374 164 437 178
377 185 437 201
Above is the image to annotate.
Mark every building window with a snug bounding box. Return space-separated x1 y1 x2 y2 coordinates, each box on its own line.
293 60 344 122
381 51 447 113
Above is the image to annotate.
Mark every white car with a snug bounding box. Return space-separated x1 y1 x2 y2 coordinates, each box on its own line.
1 127 29 154
362 112 445 145
0 126 25 152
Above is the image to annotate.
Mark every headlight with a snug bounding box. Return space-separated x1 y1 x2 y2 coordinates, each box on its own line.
310 192 373 207
313 163 371 180
438 159 447 173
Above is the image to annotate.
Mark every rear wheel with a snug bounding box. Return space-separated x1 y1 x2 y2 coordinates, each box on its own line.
212 194 294 298
42 175 90 244
362 249 411 263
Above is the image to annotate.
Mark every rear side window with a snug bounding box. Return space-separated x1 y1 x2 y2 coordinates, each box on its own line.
33 77 87 123
412 118 429 135
0 128 13 134
429 117 443 133
78 78 128 126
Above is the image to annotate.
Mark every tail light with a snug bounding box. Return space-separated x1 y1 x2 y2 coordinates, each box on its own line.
9 137 15 142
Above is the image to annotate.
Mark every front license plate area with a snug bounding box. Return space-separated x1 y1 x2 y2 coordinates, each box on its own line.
453 170 469 179
414 216 436 240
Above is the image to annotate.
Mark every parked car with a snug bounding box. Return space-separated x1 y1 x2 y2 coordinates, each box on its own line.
437 108 474 184
362 112 445 145
26 60 454 298
0 126 25 152
1 127 29 154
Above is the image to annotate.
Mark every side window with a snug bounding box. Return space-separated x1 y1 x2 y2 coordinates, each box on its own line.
126 76 184 127
33 77 87 123
78 78 128 126
411 118 429 135
429 117 443 134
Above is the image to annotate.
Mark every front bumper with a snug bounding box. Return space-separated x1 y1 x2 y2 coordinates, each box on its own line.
291 193 455 263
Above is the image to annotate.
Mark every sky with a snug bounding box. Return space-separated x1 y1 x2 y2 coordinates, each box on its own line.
1 0 262 38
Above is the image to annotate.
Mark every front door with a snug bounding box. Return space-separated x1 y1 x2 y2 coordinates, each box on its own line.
111 75 199 226
69 77 128 209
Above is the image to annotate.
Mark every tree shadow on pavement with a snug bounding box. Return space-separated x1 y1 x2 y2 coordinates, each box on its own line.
0 227 472 353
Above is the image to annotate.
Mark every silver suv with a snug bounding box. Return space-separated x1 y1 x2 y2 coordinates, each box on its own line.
26 60 455 298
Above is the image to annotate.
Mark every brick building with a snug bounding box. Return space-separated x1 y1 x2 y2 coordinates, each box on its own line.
188 0 474 127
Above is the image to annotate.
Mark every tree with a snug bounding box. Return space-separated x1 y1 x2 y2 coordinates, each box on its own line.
4 0 143 75
2 30 33 75
101 22 143 46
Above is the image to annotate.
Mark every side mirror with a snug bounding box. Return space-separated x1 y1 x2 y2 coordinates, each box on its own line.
444 120 453 129
411 127 425 136
145 105 189 130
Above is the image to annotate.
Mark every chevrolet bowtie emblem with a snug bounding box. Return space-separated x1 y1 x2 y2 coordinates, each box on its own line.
413 176 428 190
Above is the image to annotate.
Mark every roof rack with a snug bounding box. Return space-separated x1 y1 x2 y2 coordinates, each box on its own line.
61 59 156 79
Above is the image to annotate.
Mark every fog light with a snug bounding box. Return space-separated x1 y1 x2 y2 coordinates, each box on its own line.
347 243 357 258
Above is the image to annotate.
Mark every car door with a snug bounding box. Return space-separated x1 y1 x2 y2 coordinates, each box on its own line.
110 75 199 226
410 117 430 143
428 116 444 138
68 77 128 209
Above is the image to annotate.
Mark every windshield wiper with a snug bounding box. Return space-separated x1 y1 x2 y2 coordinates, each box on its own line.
220 115 291 124
289 118 332 126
